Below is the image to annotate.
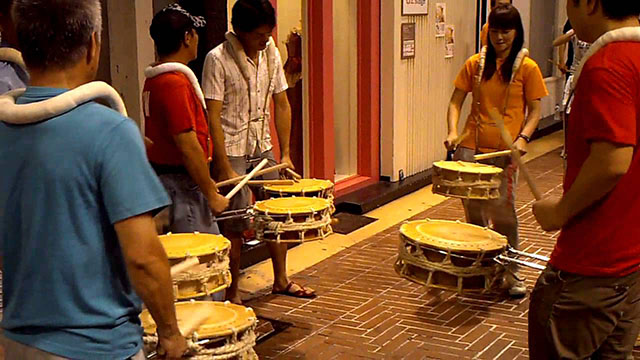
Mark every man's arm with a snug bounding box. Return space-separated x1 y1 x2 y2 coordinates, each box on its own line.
273 91 293 168
114 213 186 357
206 99 237 180
173 131 228 215
533 142 633 231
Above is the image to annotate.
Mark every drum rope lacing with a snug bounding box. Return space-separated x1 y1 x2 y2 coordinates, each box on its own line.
253 208 333 242
144 311 258 359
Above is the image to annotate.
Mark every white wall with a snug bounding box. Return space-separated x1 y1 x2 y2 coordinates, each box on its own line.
381 0 477 181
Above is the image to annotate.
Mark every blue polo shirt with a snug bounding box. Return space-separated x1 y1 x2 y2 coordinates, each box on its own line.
0 87 170 359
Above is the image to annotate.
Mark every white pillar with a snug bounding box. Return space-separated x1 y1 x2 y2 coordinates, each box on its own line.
106 0 155 127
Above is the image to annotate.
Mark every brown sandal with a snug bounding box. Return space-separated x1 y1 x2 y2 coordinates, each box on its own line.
272 281 316 298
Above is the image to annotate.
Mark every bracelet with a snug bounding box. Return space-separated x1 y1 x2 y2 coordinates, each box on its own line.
518 134 531 143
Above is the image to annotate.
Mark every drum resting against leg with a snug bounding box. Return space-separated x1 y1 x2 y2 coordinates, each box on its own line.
252 197 333 243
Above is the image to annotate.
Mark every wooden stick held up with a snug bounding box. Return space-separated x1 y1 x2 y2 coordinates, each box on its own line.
247 179 295 186
474 150 512 161
285 168 302 180
225 158 269 199
488 109 542 200
216 163 289 188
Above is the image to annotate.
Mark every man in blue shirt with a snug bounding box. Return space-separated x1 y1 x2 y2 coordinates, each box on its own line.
0 0 28 93
0 0 187 359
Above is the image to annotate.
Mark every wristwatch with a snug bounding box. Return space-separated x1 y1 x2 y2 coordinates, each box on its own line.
518 134 531 143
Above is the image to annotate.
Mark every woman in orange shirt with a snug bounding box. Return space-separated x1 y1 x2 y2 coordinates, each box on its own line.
444 4 548 297
480 0 513 47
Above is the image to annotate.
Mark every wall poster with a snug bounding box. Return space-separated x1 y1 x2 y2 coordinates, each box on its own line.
402 0 429 16
435 3 446 37
401 23 416 59
445 24 455 58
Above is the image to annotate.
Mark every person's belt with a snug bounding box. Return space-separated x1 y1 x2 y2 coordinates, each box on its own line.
151 163 188 175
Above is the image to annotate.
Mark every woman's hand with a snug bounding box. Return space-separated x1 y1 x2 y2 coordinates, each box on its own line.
444 133 460 151
514 137 528 155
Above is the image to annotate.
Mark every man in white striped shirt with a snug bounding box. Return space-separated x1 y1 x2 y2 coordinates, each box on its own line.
203 0 315 304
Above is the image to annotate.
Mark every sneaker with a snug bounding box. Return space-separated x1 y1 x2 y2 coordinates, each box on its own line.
504 272 527 298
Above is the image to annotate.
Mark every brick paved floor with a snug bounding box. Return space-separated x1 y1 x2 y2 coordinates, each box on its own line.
248 149 640 360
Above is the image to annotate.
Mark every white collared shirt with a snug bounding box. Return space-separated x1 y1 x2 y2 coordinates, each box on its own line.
202 41 288 157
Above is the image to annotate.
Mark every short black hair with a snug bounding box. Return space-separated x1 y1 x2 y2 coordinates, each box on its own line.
572 0 640 20
12 0 102 70
150 8 195 57
231 0 276 33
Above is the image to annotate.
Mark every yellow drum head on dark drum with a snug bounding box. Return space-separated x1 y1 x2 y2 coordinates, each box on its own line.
400 219 507 252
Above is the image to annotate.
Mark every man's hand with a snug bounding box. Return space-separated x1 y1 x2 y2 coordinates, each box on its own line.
532 198 567 232
157 332 188 360
144 137 154 151
514 137 528 155
208 191 230 216
444 132 460 151
281 153 294 170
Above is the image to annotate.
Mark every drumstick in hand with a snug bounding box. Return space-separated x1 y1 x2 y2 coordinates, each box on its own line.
216 163 289 188
488 109 542 200
225 158 269 199
285 168 302 180
179 308 213 337
170 257 200 277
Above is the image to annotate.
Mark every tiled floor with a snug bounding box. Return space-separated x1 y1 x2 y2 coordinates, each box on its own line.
247 149 640 359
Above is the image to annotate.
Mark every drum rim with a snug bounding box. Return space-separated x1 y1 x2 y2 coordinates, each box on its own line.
400 219 507 252
263 178 334 193
140 301 256 338
433 160 503 174
159 233 231 259
254 196 331 214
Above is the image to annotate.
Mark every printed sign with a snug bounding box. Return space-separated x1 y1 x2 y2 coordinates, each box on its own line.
403 0 429 16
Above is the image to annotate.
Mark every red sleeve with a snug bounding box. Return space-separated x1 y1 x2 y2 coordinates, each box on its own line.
152 76 197 136
580 67 637 146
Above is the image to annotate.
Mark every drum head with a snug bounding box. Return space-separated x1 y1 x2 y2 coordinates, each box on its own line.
159 233 231 259
263 178 334 193
434 161 502 175
141 301 255 339
254 196 330 214
400 220 507 252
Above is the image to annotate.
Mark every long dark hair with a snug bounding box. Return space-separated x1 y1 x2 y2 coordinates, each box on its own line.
483 4 525 83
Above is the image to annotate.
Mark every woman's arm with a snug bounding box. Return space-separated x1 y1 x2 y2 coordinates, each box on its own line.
514 99 542 153
553 29 575 47
444 88 468 150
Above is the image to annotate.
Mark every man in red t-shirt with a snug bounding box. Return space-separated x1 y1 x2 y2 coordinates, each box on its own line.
530 1 640 358
143 5 228 235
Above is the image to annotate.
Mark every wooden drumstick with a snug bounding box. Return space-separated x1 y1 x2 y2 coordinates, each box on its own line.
225 158 269 199
169 257 200 277
216 163 289 188
285 168 302 180
179 308 213 337
247 179 295 186
474 150 512 161
488 109 542 200
146 308 213 359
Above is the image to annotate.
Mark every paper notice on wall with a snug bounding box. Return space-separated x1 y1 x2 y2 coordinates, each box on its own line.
435 3 446 37
445 24 455 59
401 23 416 59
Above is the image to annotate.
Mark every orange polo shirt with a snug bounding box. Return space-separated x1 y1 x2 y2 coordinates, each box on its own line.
455 53 548 153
